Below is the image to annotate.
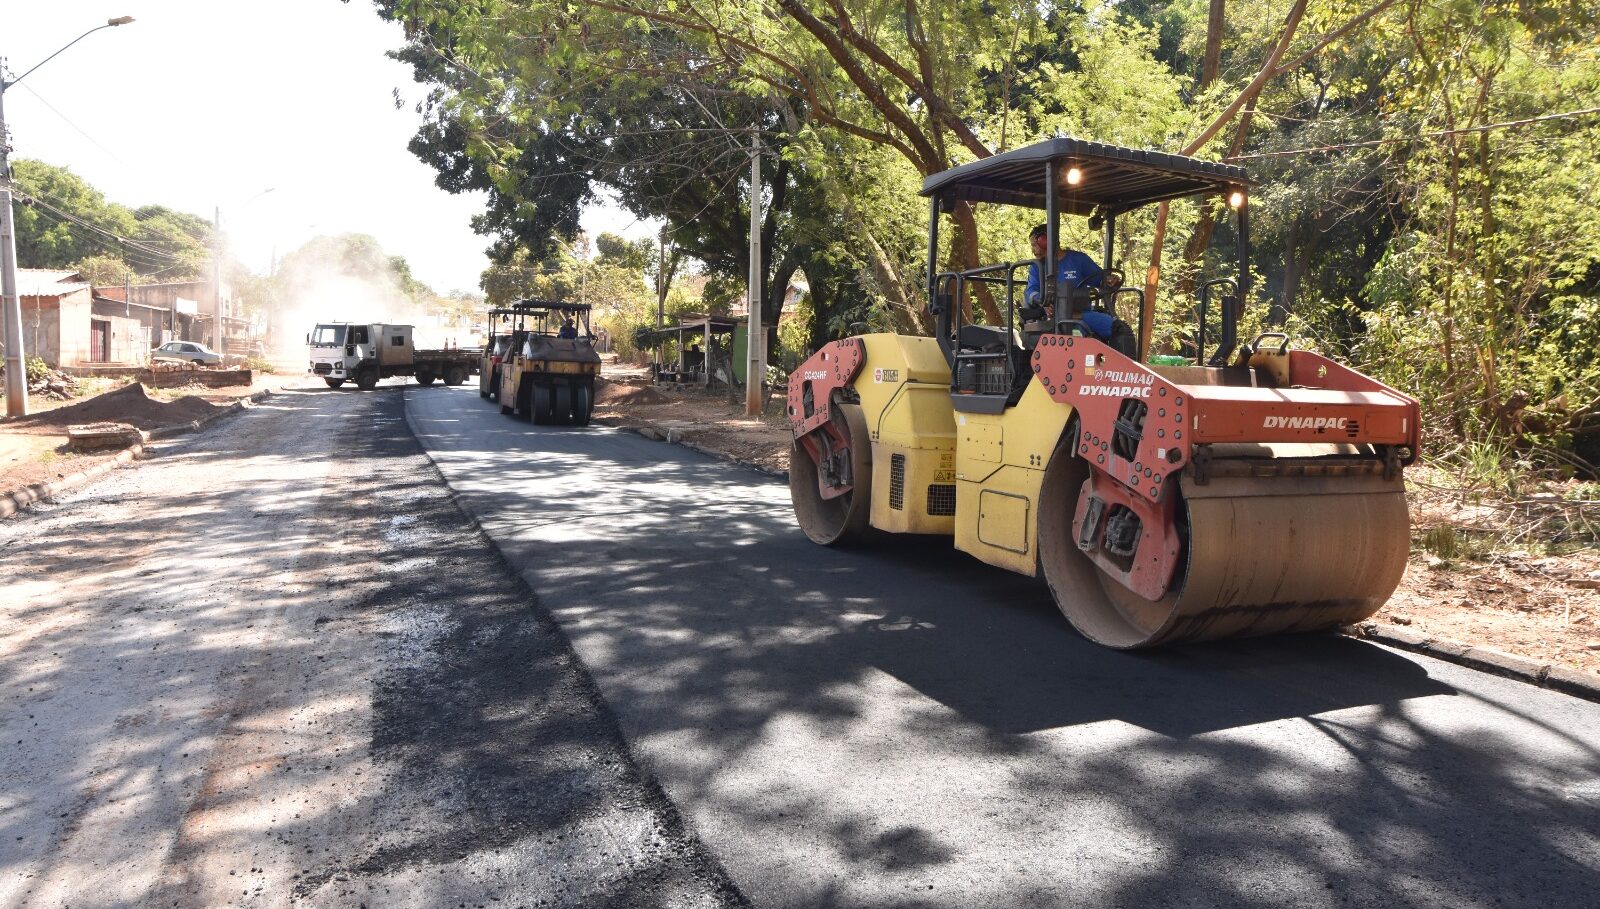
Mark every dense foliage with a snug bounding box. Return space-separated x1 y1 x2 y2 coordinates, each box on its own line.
375 0 1600 472
9 159 213 283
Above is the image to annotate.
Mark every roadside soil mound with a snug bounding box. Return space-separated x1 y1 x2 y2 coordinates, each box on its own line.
595 377 670 406
11 382 220 432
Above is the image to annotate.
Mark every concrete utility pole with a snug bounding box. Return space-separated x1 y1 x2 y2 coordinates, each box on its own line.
212 206 222 353
1 84 24 417
745 131 764 417
0 16 134 417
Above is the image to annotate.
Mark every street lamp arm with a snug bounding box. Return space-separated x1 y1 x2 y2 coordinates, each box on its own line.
4 18 134 91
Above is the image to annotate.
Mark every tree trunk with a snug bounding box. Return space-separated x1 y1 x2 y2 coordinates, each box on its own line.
950 201 1000 323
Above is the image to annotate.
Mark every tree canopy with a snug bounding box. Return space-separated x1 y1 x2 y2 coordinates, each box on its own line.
376 0 1600 470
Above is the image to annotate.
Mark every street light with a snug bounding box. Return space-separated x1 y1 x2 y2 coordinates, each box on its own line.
1 16 135 417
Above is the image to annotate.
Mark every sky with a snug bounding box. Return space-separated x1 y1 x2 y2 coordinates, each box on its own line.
3 1 651 293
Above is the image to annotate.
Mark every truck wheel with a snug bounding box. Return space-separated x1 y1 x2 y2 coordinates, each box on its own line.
444 365 467 386
572 382 593 426
356 366 379 391
324 378 345 389
479 368 493 399
415 370 436 386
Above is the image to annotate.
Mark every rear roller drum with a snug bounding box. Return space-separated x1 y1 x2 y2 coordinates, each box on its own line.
788 403 873 546
1038 431 1411 648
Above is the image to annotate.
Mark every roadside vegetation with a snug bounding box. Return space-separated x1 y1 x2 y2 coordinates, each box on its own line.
377 0 1599 542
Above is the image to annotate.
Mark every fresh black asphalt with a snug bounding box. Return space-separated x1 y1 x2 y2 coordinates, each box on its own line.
409 382 1600 909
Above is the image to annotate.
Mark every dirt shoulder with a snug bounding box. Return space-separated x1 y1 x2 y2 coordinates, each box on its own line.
593 371 1600 679
0 371 306 492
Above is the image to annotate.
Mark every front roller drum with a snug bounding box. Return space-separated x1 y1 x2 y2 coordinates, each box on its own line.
1039 440 1411 648
789 403 873 546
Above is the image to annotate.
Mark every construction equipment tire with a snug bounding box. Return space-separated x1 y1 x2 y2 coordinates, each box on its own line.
531 382 553 425
554 384 574 425
789 402 873 546
572 382 593 426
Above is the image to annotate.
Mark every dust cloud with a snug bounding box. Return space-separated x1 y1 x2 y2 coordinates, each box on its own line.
266 238 475 356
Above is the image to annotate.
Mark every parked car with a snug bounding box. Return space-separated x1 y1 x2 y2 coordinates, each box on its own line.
152 341 222 366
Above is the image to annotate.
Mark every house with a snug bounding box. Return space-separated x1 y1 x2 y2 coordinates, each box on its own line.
98 279 238 348
15 269 147 367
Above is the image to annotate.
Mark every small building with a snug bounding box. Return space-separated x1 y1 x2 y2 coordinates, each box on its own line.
101 279 236 348
15 269 146 367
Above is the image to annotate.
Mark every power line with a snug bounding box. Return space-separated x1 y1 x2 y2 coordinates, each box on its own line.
11 189 191 263
1226 106 1600 162
13 82 128 165
19 206 193 274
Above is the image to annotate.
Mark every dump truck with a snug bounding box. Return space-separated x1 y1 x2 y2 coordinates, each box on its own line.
308 322 477 390
785 138 1419 649
493 300 601 425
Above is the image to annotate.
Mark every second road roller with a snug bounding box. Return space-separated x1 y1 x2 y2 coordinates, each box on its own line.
786 138 1419 648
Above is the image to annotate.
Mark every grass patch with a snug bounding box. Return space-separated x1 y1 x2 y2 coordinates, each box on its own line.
1419 524 1495 564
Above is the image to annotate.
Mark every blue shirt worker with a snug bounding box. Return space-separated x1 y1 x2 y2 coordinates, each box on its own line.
1024 223 1119 339
557 318 579 340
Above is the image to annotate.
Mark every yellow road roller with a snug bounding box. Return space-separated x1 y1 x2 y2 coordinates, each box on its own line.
496 299 601 426
786 138 1419 648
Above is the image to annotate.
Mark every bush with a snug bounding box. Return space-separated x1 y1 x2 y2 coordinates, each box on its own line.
25 355 50 383
245 356 274 374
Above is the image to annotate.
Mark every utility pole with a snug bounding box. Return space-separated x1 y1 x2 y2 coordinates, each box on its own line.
1 79 25 416
0 17 135 416
745 131 764 417
213 205 223 353
655 225 667 376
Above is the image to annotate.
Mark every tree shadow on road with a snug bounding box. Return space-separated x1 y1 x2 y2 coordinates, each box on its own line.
411 386 1600 908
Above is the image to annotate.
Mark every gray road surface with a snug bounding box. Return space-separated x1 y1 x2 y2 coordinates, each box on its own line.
0 383 744 908
409 383 1600 909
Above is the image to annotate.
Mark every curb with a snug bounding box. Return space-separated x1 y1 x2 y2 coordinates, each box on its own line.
0 442 145 519
592 414 790 481
0 388 274 519
1343 621 1600 704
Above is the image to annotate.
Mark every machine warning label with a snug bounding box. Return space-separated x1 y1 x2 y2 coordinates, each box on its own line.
1263 415 1348 431
874 368 900 383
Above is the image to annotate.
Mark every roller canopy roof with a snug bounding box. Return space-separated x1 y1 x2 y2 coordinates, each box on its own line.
920 137 1250 215
511 299 591 312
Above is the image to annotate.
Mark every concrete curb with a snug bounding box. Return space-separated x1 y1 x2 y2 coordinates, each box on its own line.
592 414 790 481
0 442 145 519
1343 621 1600 704
601 415 1600 706
0 388 274 519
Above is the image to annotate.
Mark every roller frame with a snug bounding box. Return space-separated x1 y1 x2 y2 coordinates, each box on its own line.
1030 335 1419 602
787 339 867 501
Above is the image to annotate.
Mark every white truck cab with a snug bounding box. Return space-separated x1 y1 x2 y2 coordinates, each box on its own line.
309 323 414 389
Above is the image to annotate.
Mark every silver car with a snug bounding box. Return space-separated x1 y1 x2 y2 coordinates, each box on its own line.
152 341 222 366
